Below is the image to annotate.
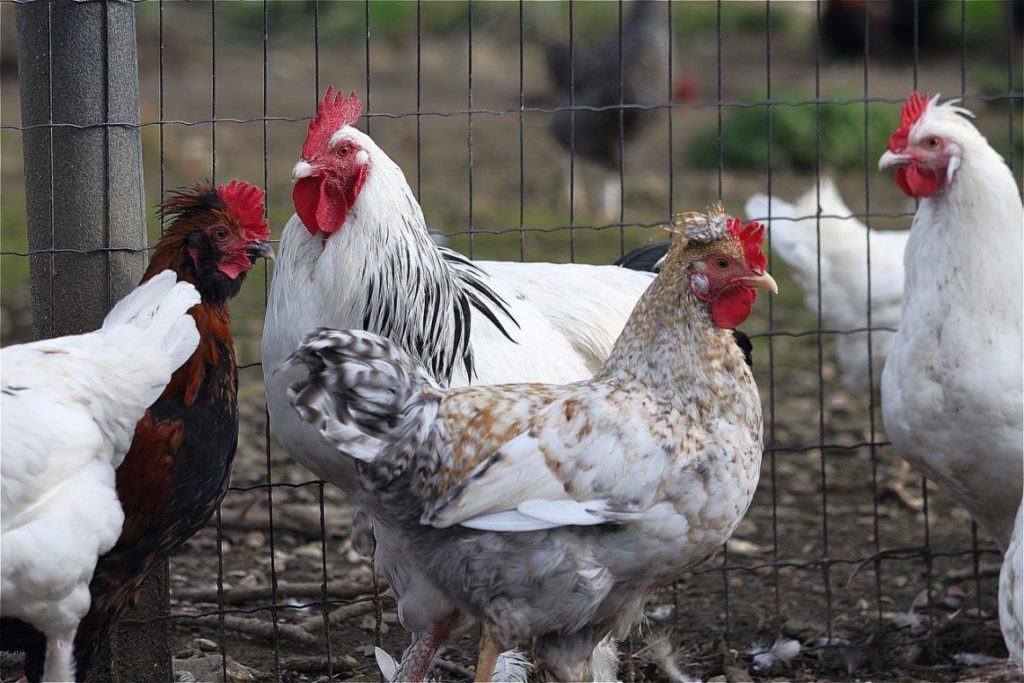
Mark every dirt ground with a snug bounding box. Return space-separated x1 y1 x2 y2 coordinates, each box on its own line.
2 3 1022 682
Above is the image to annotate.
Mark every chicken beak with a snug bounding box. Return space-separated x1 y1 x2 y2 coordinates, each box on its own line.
291 159 316 182
249 241 276 261
745 269 778 294
878 150 911 171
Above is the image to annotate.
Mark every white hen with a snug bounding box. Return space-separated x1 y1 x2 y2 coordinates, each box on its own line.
0 270 200 683
878 92 1023 552
746 178 908 389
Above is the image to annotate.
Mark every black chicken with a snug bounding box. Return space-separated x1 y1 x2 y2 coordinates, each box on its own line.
546 0 672 219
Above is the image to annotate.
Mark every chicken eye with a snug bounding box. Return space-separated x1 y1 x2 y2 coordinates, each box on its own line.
714 257 730 270
213 227 228 241
924 136 941 149
337 145 351 157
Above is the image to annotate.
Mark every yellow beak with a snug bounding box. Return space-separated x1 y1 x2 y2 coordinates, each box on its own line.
745 269 779 294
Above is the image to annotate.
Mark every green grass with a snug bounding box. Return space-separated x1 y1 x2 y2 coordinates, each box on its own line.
686 92 900 174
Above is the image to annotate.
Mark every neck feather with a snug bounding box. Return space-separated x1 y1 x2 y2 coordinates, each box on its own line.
315 155 515 385
597 254 748 394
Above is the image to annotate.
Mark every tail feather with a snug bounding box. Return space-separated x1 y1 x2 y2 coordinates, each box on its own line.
746 178 870 286
746 180 908 390
102 270 201 379
745 191 814 278
285 328 443 466
614 242 669 273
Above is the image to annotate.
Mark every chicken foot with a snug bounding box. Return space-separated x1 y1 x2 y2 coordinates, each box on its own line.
393 611 459 682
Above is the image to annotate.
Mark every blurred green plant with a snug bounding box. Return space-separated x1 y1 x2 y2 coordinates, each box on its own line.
972 65 1024 98
686 92 900 173
162 0 793 47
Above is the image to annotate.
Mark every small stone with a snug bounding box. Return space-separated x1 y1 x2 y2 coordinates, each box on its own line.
244 531 266 549
295 543 322 560
237 573 262 589
726 537 763 556
195 638 219 652
225 655 260 682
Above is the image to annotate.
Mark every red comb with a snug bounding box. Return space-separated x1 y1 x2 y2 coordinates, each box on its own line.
888 91 930 152
727 216 767 271
302 86 362 159
217 180 269 242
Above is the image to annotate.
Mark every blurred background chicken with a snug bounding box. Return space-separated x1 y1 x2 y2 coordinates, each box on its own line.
0 271 200 683
544 0 693 220
745 178 908 391
878 92 1023 660
0 180 273 682
284 207 774 682
821 0 946 58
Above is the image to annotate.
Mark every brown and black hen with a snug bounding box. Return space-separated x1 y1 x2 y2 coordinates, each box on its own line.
0 179 273 682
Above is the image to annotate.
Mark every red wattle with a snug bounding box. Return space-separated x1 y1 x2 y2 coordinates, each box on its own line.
315 176 348 236
218 252 252 280
293 177 322 236
895 163 940 199
711 286 757 329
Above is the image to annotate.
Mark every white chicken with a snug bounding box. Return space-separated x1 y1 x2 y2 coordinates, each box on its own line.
745 178 908 390
262 87 656 680
1000 502 1023 667
878 93 1022 549
284 207 774 681
0 270 200 683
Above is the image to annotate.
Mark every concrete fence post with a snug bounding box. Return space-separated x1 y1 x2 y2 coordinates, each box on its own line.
15 1 171 681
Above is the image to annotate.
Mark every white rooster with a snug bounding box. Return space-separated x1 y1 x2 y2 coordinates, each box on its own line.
262 87 656 680
1 271 200 683
284 207 774 681
745 178 908 390
878 92 1023 662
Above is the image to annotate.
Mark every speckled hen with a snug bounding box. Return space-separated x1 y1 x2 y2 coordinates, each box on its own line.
285 206 775 681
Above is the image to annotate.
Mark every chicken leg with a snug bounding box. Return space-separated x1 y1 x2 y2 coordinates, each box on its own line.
394 611 459 682
474 622 501 683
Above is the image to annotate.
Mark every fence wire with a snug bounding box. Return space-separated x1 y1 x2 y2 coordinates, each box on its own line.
1 0 1021 681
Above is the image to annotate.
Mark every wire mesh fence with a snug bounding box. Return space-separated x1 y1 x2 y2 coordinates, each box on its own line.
1 1 1021 681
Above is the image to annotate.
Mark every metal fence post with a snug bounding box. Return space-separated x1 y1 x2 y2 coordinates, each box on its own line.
15 1 171 681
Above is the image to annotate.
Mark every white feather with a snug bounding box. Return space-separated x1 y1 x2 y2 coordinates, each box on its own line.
746 178 907 390
747 637 801 672
490 648 532 683
516 499 608 526
374 647 399 681
1 272 200 683
459 510 565 532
